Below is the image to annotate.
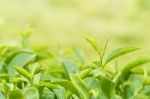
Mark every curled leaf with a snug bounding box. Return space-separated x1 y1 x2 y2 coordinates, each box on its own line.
121 57 150 80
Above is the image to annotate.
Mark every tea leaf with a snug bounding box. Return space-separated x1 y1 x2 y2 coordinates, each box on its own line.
8 52 36 75
95 74 116 98
77 68 91 79
140 85 150 96
128 75 143 94
62 59 77 80
83 35 100 53
129 94 148 99
9 89 25 99
103 47 140 65
54 86 66 99
84 77 107 99
121 57 150 80
2 80 9 96
73 47 85 64
14 66 32 81
24 87 39 99
53 80 79 96
42 88 55 99
143 77 150 85
70 74 90 99
39 81 58 89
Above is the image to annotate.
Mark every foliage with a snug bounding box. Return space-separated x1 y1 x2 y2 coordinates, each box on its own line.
0 34 149 99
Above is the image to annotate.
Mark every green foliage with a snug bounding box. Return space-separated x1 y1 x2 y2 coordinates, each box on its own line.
0 34 149 99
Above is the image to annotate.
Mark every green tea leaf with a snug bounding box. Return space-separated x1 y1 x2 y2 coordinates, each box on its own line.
143 77 150 85
95 74 116 98
54 86 66 99
123 84 133 99
0 74 10 81
70 74 90 99
129 94 148 99
103 47 140 65
73 48 85 64
84 77 107 99
33 73 41 84
77 68 91 79
83 35 100 53
2 80 9 96
39 81 58 89
62 59 77 80
33 46 53 60
19 29 32 47
8 52 36 75
53 80 79 96
42 88 55 99
24 87 39 99
121 57 150 80
128 75 143 94
9 89 25 99
11 77 27 84
140 85 150 96
14 66 32 81
111 94 122 99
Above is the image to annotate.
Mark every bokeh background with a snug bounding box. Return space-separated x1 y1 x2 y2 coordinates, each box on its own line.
0 0 150 60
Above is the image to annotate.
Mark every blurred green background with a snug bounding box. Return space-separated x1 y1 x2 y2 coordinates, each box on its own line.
0 0 150 59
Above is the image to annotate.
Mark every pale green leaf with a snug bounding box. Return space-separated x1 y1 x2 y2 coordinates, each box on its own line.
8 52 36 75
0 92 5 99
54 86 66 99
83 35 100 53
53 80 79 96
70 74 90 99
24 87 39 99
62 59 77 80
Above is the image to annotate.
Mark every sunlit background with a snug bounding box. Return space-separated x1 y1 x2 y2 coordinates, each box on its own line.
0 0 150 60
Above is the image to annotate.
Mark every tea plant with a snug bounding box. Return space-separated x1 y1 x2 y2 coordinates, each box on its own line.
0 32 149 99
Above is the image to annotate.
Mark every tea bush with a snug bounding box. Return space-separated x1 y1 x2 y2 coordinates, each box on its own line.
0 32 149 99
